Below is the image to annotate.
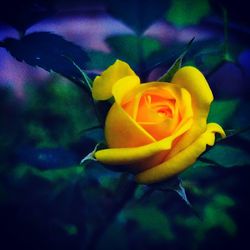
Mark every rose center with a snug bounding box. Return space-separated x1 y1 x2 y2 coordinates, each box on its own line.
121 87 182 140
143 94 175 121
157 107 173 118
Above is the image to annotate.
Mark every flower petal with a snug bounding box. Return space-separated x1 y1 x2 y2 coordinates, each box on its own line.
105 103 156 148
92 60 137 100
120 82 193 140
135 123 225 184
112 76 141 104
172 66 213 112
95 117 193 166
95 139 172 166
167 66 214 158
104 75 154 149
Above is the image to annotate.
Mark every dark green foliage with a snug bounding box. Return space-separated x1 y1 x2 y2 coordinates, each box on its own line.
149 177 191 207
105 0 170 34
202 96 250 169
166 0 210 27
86 51 117 71
106 34 164 72
17 147 79 169
158 38 194 82
2 32 89 89
0 77 100 171
201 143 250 168
208 99 240 126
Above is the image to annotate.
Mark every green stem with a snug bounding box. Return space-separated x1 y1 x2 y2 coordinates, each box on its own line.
85 176 137 250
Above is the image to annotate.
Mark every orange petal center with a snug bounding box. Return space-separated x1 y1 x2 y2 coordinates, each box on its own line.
122 85 190 141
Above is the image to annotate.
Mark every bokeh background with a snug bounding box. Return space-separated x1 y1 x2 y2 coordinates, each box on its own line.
0 0 250 249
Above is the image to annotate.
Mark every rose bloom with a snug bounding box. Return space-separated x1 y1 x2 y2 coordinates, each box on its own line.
92 60 225 184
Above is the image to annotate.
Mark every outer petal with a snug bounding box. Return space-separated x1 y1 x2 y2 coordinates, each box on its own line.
135 123 226 184
92 60 137 100
95 138 173 166
95 117 193 166
167 66 214 158
112 76 141 105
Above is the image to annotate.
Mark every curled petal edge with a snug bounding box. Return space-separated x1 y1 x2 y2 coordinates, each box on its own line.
167 66 214 158
92 60 137 100
94 118 193 165
135 123 226 184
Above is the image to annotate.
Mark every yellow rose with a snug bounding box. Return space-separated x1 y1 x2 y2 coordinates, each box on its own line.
92 60 225 184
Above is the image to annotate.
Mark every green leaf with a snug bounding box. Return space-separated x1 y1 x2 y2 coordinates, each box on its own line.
86 51 117 71
201 144 250 168
192 41 241 75
120 205 174 240
106 34 163 70
24 78 98 147
63 56 93 92
207 99 240 126
177 193 236 242
106 0 170 33
63 224 78 236
11 164 83 183
203 197 236 236
194 45 225 74
158 37 194 82
2 32 89 89
166 0 210 27
222 127 250 143
230 100 250 129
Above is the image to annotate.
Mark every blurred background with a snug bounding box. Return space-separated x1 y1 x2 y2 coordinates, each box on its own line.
0 0 250 249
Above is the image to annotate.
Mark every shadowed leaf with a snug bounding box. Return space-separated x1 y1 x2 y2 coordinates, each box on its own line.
158 37 194 82
121 205 174 240
106 0 170 34
166 0 210 27
207 99 240 126
200 141 250 168
2 32 89 88
106 34 163 71
86 51 116 71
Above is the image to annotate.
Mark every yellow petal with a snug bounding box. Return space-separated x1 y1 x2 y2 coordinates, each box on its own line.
167 66 214 158
135 123 225 184
172 66 213 109
92 60 137 100
119 82 193 140
112 75 141 104
95 117 193 166
95 139 172 166
104 103 156 148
